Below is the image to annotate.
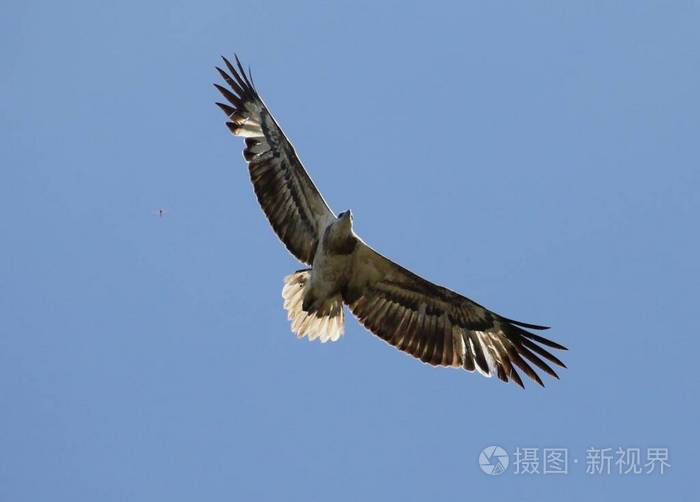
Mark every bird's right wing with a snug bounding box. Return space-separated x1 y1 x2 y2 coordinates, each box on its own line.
215 56 336 265
345 242 567 387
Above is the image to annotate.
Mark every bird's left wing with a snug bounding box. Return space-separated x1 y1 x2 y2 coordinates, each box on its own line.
215 56 336 265
345 242 567 387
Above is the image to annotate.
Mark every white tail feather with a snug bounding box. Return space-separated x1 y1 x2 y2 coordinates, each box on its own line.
282 270 344 343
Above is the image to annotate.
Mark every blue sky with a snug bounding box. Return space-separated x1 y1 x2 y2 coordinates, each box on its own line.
2 1 699 500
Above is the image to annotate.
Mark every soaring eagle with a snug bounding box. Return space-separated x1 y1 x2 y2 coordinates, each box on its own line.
215 56 567 387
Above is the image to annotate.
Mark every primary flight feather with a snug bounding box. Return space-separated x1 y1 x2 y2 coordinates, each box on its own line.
215 55 567 387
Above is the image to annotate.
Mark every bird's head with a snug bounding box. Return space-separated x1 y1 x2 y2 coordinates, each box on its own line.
334 209 353 234
336 210 354 234
338 210 353 222
325 210 355 252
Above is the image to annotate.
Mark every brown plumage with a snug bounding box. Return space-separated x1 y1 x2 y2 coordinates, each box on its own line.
216 55 567 387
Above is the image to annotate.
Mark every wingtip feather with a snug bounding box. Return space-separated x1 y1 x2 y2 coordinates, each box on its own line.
215 102 236 117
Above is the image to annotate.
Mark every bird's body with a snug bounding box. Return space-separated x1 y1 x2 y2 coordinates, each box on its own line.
215 56 568 387
305 212 356 312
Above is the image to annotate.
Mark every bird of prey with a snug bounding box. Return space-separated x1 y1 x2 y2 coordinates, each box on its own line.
214 56 567 387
